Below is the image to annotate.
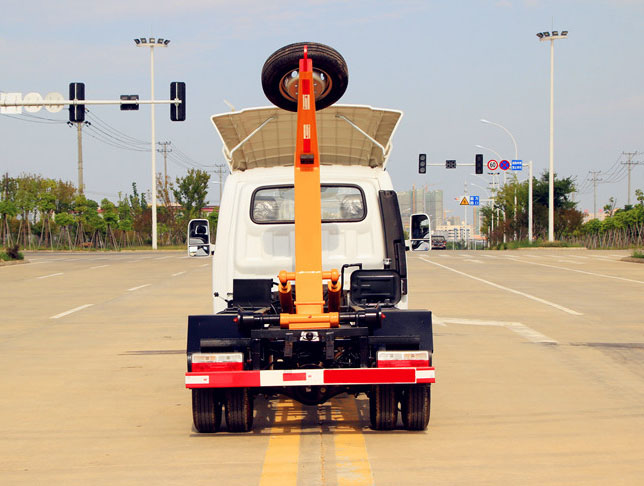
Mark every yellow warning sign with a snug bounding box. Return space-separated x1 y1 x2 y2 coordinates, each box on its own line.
460 197 469 206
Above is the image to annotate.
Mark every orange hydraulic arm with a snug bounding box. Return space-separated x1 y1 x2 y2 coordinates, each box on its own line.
278 45 341 329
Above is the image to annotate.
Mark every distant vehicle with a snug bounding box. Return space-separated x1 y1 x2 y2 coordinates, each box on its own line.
431 235 447 250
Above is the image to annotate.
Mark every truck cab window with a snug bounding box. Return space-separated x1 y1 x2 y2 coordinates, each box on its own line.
251 185 365 223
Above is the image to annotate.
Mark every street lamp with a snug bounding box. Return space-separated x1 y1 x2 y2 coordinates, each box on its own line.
537 30 568 241
480 119 518 186
134 36 170 250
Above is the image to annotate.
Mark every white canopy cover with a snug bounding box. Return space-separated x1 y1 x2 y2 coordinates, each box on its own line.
211 105 403 172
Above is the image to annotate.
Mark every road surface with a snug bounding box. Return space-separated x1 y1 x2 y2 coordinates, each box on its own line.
1 249 643 485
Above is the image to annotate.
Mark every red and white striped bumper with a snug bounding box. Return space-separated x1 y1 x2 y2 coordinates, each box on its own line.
185 367 435 388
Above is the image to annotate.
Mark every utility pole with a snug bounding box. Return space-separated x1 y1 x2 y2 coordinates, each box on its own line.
213 164 227 207
621 151 641 206
68 119 89 195
589 170 602 218
157 141 172 189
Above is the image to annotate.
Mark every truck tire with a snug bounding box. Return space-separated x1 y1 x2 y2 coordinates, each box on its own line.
369 385 397 430
225 388 254 432
192 389 222 433
261 42 348 112
401 384 430 431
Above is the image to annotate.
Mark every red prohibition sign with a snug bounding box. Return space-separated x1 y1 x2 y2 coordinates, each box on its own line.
499 159 510 171
487 159 498 171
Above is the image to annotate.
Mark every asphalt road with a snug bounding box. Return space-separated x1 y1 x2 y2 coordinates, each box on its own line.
1 249 643 485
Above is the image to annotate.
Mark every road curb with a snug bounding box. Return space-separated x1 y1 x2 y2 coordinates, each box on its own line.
621 257 644 264
0 259 28 266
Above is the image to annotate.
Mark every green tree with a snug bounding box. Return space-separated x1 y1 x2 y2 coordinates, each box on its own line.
101 198 119 248
207 209 219 242
481 171 583 242
173 169 211 221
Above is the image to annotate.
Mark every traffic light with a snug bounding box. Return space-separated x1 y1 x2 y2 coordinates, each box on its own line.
170 82 186 121
475 153 484 174
120 95 139 111
418 153 427 174
69 82 85 123
445 159 456 169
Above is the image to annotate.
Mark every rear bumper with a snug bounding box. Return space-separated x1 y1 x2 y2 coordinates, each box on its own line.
185 366 435 388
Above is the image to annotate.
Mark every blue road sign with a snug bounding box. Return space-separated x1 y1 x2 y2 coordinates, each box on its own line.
499 159 510 171
511 159 523 171
469 196 480 206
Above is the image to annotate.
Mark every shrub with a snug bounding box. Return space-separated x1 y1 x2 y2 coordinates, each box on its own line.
2 244 24 261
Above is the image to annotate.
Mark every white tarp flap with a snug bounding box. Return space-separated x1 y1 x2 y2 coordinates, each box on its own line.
211 105 403 172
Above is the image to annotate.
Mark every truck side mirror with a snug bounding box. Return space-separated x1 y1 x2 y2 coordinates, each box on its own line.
409 213 431 252
187 218 211 257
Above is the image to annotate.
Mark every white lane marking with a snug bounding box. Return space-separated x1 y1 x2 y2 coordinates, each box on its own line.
506 257 644 285
586 255 618 261
199 263 209 267
556 259 583 265
37 272 64 279
419 257 583 316
431 316 448 327
480 254 500 259
568 255 589 259
436 316 558 344
172 271 186 277
155 256 173 260
463 258 484 263
90 264 109 269
50 304 94 319
128 284 151 291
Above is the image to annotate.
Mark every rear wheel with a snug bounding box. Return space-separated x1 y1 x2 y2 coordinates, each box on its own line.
401 384 431 430
192 389 222 433
225 388 254 432
369 385 398 430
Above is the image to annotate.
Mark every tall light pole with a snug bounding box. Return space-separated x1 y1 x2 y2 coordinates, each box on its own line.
537 30 568 241
134 36 171 250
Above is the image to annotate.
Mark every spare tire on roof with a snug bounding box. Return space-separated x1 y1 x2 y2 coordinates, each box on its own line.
261 42 348 112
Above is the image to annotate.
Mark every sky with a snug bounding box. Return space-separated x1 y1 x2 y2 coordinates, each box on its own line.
1 0 643 219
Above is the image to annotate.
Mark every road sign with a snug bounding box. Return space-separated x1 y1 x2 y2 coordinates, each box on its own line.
44 92 64 113
499 159 510 171
469 196 480 206
511 159 523 171
0 93 22 114
460 197 469 206
23 92 43 113
487 159 498 171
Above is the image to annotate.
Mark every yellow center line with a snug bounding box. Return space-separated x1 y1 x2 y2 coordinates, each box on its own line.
259 399 303 486
330 396 374 486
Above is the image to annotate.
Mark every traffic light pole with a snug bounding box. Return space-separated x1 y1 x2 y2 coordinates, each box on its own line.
77 122 84 195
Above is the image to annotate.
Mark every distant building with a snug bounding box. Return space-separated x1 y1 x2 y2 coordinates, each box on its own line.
435 221 473 242
582 209 606 223
397 188 444 231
